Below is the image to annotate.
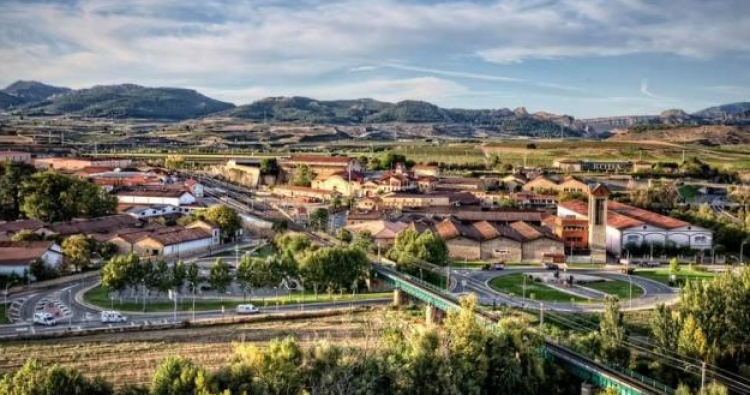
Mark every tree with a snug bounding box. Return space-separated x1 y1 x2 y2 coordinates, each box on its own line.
209 258 233 300
444 295 489 395
300 246 368 294
669 257 680 274
29 258 58 281
0 359 113 395
291 164 315 187
171 260 187 292
152 260 173 296
678 314 708 361
336 228 352 244
20 172 116 222
101 254 139 297
389 229 449 269
62 235 92 272
11 229 42 242
150 356 211 395
204 205 242 242
274 233 312 255
233 338 304 395
599 296 630 366
0 162 34 221
650 304 679 356
308 208 329 232
164 155 186 170
260 157 279 175
353 230 374 252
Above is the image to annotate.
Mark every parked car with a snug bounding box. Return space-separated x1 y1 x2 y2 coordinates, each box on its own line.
236 304 260 314
544 263 560 270
100 311 128 323
33 312 56 326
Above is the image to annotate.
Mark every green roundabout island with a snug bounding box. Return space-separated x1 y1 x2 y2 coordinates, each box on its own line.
488 272 645 303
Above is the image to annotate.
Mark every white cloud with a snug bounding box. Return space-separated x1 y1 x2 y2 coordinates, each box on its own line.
640 79 656 98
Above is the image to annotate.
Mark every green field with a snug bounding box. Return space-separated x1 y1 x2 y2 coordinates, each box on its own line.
635 268 715 286
488 274 588 303
585 280 644 299
84 285 390 313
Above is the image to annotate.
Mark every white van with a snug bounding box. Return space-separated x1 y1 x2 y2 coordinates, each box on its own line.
236 304 259 314
100 311 127 323
33 312 56 326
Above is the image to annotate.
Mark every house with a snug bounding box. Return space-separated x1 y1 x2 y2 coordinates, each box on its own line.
185 219 222 246
311 171 366 197
119 204 187 220
413 165 440 176
273 185 340 202
0 219 45 241
380 192 451 209
355 197 380 211
558 198 712 257
109 226 215 258
34 156 131 171
632 160 654 173
0 241 64 277
0 150 32 164
554 159 583 172
501 173 528 191
544 215 589 251
346 210 384 226
35 215 141 238
280 155 362 178
345 220 409 247
116 189 197 207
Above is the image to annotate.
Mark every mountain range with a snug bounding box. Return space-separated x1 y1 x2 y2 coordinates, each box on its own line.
1 80 747 137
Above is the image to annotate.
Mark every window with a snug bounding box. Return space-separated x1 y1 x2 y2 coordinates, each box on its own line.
594 198 605 225
694 236 708 244
626 235 640 243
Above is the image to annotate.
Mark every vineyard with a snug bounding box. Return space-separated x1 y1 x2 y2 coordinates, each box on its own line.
0 309 406 388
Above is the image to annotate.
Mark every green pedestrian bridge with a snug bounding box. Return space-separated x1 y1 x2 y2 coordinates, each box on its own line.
373 264 675 395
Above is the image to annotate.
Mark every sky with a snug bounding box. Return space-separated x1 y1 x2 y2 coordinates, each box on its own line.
1 0 749 118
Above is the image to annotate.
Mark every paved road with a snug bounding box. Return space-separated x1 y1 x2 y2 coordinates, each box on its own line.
450 268 678 312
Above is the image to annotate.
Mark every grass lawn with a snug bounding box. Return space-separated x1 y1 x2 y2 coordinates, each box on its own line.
84 285 391 313
488 274 589 303
635 268 715 286
0 304 7 325
585 280 644 300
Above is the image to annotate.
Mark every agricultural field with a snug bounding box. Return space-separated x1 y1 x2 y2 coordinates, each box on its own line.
0 309 407 388
488 273 588 303
585 279 645 299
84 285 391 313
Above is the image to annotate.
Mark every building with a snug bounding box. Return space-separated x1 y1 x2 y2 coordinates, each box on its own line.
0 241 64 277
311 171 366 197
501 173 528 191
553 159 583 172
0 219 45 241
523 175 589 194
475 192 557 209
221 159 262 188
109 226 215 258
346 210 384 226
345 220 409 247
119 204 187 220
557 195 713 258
545 215 589 250
412 165 440 176
35 215 141 238
0 150 32 164
435 177 487 192
272 185 340 202
432 218 563 262
280 155 362 178
632 160 654 173
34 156 132 171
116 189 197 207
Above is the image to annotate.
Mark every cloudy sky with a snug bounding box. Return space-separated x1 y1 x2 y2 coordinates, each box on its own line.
1 0 749 117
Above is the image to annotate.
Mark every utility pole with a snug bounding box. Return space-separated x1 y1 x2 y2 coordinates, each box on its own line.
701 361 707 393
539 303 544 328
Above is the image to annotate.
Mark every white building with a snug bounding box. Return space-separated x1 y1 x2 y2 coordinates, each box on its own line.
0 241 64 278
116 190 196 206
558 199 712 257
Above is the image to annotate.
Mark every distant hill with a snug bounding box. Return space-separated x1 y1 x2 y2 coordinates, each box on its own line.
609 124 750 145
224 96 586 137
694 102 750 119
2 81 71 102
18 84 235 120
0 91 26 110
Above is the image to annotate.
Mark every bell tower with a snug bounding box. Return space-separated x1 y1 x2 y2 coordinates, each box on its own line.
588 184 610 263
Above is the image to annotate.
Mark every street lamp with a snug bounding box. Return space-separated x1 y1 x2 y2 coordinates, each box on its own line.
4 280 17 322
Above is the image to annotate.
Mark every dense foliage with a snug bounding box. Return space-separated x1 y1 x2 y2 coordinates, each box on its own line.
19 171 117 222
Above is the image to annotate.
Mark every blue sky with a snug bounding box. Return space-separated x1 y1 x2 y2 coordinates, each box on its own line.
1 0 749 117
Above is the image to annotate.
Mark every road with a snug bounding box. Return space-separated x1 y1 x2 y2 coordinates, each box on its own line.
449 267 678 312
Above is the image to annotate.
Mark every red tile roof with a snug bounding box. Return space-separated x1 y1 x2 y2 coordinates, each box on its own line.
559 199 687 230
0 241 56 266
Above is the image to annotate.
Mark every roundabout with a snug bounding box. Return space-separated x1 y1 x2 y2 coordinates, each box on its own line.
449 267 679 312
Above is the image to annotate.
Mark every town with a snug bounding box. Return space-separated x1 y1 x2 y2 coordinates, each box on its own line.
2 0 750 393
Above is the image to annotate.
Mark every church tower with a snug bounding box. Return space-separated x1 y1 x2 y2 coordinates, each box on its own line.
588 184 610 263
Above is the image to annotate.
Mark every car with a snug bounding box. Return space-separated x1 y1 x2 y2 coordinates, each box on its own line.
33 312 56 326
236 304 260 314
544 263 560 270
100 311 128 323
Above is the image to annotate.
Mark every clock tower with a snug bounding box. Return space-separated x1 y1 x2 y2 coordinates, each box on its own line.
588 183 610 263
